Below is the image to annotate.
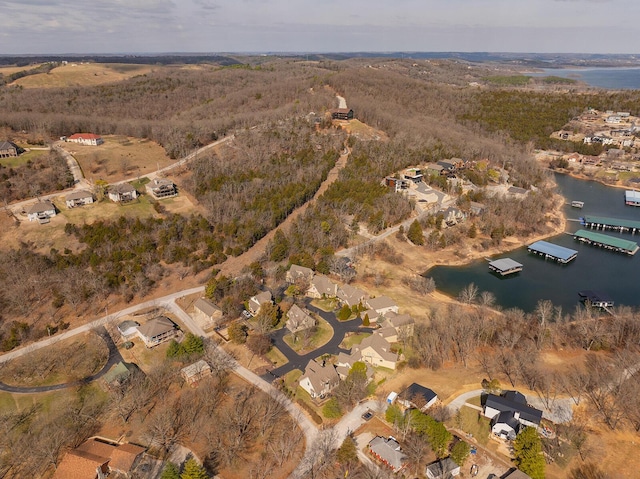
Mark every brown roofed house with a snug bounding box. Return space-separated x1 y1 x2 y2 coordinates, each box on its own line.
136 316 177 348
54 438 145 479
26 200 56 222
299 359 340 398
248 290 273 316
286 304 315 334
337 283 368 308
66 189 94 208
365 296 399 316
330 108 354 120
307 274 338 299
0 140 19 158
108 183 138 203
193 298 223 328
286 264 314 284
53 449 110 479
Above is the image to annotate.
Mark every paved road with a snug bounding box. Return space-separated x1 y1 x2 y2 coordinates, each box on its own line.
53 142 87 187
264 300 374 381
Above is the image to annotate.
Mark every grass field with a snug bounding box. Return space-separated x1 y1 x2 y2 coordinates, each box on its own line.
283 316 333 354
265 346 288 368
0 64 45 76
11 63 154 88
451 405 491 446
0 149 49 168
311 297 338 312
62 135 174 184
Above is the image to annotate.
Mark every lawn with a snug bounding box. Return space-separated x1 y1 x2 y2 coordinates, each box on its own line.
339 332 371 349
284 369 303 390
283 316 334 354
0 148 48 168
466 395 482 407
450 405 491 446
311 297 338 312
265 346 289 368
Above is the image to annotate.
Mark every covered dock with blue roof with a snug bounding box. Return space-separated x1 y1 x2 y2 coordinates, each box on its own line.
527 240 578 264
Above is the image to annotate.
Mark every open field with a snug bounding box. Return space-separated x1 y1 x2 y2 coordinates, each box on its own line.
0 64 45 76
61 135 174 184
0 148 49 168
11 63 154 88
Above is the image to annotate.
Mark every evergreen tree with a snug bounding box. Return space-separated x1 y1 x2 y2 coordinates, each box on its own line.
336 436 358 465
407 220 425 245
322 397 342 418
450 440 471 466
337 304 352 321
362 313 370 327
513 427 545 479
180 458 209 479
160 462 180 479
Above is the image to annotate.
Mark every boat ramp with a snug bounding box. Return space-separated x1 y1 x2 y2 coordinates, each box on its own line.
573 229 639 255
527 240 578 264
488 258 523 276
580 215 640 234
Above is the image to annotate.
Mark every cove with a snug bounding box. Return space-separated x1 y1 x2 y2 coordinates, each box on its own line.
426 173 640 313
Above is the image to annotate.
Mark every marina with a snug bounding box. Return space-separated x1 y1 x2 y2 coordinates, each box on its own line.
527 240 578 264
573 229 639 255
578 290 614 309
488 258 523 276
580 215 640 233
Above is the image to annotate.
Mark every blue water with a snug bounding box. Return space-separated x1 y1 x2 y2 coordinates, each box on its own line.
426 174 640 312
530 67 640 90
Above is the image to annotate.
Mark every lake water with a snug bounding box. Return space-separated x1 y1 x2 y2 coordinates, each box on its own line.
426 174 640 312
530 67 640 90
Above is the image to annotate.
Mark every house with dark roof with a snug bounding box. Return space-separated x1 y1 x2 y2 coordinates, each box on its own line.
108 183 138 203
426 457 460 479
65 190 94 208
368 436 407 473
330 108 354 120
0 140 19 158
483 391 543 435
26 200 56 222
67 133 104 146
397 383 438 411
299 359 340 398
491 410 521 440
135 316 177 348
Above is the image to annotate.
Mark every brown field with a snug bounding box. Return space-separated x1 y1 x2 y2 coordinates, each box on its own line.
61 135 175 184
11 62 154 88
0 64 45 75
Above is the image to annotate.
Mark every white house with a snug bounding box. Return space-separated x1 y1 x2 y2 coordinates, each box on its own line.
108 183 138 203
365 296 399 316
67 133 104 146
483 391 543 437
65 190 94 208
26 201 56 222
135 316 178 348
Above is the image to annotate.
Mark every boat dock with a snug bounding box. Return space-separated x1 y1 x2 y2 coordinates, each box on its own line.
527 240 578 264
488 258 523 276
625 190 640 206
571 201 584 208
579 290 614 309
573 229 639 255
580 215 640 233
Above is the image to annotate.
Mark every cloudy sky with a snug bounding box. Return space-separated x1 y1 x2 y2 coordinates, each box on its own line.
1 0 639 54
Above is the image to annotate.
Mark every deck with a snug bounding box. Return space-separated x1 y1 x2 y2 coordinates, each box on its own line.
488 258 523 276
573 229 639 255
527 240 578 264
580 215 640 233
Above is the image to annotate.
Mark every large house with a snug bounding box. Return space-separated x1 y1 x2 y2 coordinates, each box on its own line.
299 359 340 398
307 274 338 299
286 264 314 284
0 140 19 158
108 183 138 203
65 190 94 208
330 108 354 120
484 390 543 439
248 291 273 316
135 316 178 348
286 304 315 334
368 436 407 473
365 296 399 316
145 178 177 199
353 333 398 370
26 200 56 222
337 283 368 308
379 314 415 342
193 298 223 329
66 133 104 146
54 438 145 479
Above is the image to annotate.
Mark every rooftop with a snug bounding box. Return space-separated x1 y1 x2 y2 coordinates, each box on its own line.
574 229 639 253
528 240 578 262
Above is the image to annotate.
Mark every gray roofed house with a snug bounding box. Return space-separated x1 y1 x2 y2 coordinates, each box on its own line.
193 298 223 328
117 320 140 340
181 359 212 385
334 351 374 381
65 189 94 208
426 457 460 479
136 316 177 348
286 304 315 334
337 283 368 307
307 275 338 299
501 469 532 479
146 178 177 199
108 183 138 203
286 264 314 284
299 359 340 398
0 141 19 158
382 313 415 341
368 436 407 473
354 333 398 370
248 291 273 316
365 296 399 315
26 200 56 222
484 391 543 430
507 186 529 196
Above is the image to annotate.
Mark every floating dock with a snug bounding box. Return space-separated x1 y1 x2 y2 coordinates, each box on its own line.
527 240 578 263
579 290 614 308
573 229 639 255
580 215 640 233
625 190 640 206
489 258 523 276
571 201 584 208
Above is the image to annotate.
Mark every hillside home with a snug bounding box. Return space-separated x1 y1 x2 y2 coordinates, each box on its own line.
403 168 423 183
193 298 223 328
146 178 177 199
102 361 140 388
65 190 94 208
181 359 212 385
307 274 338 299
0 140 19 158
67 133 104 146
334 352 374 381
368 436 407 473
381 313 415 342
425 163 445 176
286 304 315 334
385 176 410 192
397 382 438 411
136 316 177 348
365 296 399 316
286 264 314 284
299 359 340 398
117 320 140 341
353 334 398 370
330 108 354 120
248 291 273 316
108 183 138 203
426 458 460 479
26 200 56 222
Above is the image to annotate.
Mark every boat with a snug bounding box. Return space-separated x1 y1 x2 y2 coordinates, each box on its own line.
571 201 584 208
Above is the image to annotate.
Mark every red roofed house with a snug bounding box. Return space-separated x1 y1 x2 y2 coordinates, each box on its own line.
67 133 104 146
54 438 145 479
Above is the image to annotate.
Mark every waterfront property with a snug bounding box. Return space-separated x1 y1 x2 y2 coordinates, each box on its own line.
625 190 640 206
579 290 614 309
580 215 640 233
488 258 523 276
527 240 578 264
573 229 639 255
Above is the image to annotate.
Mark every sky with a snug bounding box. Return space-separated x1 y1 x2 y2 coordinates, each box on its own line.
1 0 639 55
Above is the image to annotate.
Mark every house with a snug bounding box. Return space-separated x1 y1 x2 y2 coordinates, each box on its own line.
26 200 56 222
66 190 94 208
0 140 19 158
361 308 381 325
307 275 338 299
368 436 407 473
248 291 273 316
286 304 315 334
299 359 340 398
329 256 356 280
425 163 445 176
484 391 543 434
507 186 528 196
334 352 374 381
382 313 415 342
501 469 532 479
469 201 486 216
354 334 398 370
146 178 177 199
437 159 458 172
385 176 410 192
330 108 354 120
286 264 314 284
136 316 178 348
403 168 423 184
337 283 368 308
365 296 399 316
193 298 223 328
606 115 622 124
397 382 438 411
426 457 460 479
102 361 139 388
491 410 521 440
181 359 212 385
108 183 138 203
442 207 465 226
117 320 140 341
54 438 145 479
67 133 104 146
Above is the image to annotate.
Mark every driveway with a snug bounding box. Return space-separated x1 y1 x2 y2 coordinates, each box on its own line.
263 300 374 381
